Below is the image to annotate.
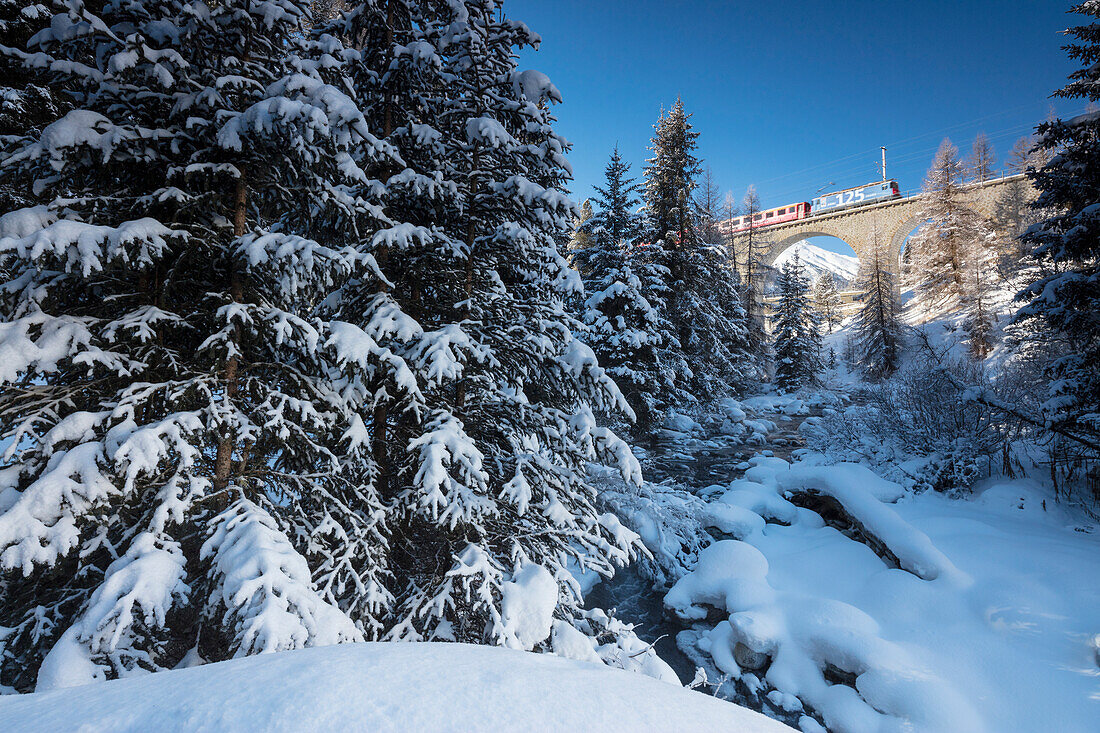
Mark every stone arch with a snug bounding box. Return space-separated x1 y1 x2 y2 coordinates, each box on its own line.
890 214 926 267
735 175 1030 286
764 229 859 269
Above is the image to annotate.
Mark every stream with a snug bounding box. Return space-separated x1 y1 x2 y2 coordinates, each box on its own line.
585 401 825 695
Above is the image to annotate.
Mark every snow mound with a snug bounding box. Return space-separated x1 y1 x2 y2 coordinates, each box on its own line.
500 563 557 650
669 456 983 731
723 456 967 585
668 536 981 732
776 462 968 584
0 643 792 732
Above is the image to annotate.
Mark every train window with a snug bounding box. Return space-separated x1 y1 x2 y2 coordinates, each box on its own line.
753 214 762 221
778 208 786 215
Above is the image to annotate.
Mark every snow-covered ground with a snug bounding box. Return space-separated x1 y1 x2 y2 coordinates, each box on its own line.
2 303 1094 733
0 642 792 732
675 453 1100 732
601 391 1100 733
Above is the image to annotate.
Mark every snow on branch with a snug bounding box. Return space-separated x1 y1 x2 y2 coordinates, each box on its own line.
557 338 635 421
35 532 190 691
0 217 184 276
511 70 561 105
0 441 113 575
406 411 494 527
6 110 133 170
0 312 130 383
201 497 362 657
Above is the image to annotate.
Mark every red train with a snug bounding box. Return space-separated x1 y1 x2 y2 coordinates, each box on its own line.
719 180 901 234
723 201 809 233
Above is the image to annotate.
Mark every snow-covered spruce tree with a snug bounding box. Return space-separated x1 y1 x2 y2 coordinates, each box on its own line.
644 101 757 399
772 252 823 391
1015 1 1100 460
675 240 758 399
644 99 700 246
812 272 842 333
907 138 993 316
852 230 903 379
373 0 644 649
0 0 405 690
570 199 596 266
574 147 679 432
0 0 68 211
590 145 645 247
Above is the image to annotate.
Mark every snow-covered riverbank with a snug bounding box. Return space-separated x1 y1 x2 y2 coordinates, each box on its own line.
591 390 1100 732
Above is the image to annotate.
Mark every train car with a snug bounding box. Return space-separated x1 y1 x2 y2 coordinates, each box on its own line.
722 201 810 233
810 180 900 215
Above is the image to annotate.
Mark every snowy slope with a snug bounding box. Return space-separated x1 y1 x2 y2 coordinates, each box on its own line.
0 643 793 733
770 241 859 290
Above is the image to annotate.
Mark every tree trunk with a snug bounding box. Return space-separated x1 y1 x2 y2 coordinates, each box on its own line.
214 170 248 493
372 3 397 493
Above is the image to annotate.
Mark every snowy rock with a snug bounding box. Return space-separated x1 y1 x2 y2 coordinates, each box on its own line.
701 502 766 539
664 541 773 622
735 641 771 672
661 410 701 436
719 480 800 526
717 397 747 422
780 399 807 417
718 419 746 437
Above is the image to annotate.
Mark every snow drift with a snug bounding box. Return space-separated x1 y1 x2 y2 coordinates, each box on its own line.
0 643 792 732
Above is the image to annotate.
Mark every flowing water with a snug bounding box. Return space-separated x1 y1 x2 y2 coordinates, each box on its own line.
586 405 823 688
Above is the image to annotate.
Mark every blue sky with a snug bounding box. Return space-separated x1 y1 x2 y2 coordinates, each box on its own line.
511 0 1080 254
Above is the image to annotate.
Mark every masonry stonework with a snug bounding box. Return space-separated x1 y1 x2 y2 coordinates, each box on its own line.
731 174 1033 274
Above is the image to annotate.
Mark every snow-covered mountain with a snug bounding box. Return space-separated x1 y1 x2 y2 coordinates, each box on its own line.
768 241 859 291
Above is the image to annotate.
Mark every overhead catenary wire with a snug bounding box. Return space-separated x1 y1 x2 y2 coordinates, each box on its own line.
751 108 1085 208
745 101 1049 190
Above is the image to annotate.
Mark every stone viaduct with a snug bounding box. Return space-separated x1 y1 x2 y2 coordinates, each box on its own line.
730 173 1031 273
